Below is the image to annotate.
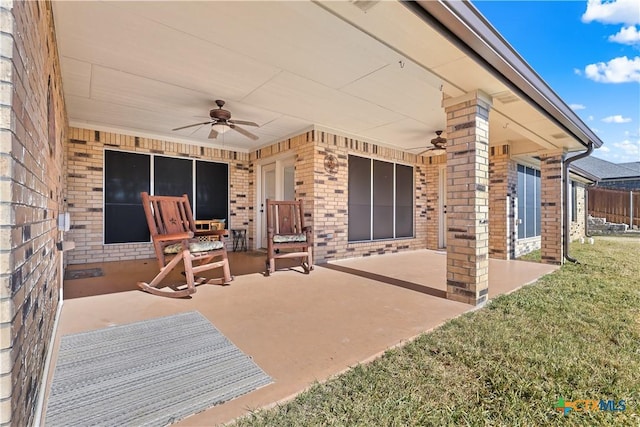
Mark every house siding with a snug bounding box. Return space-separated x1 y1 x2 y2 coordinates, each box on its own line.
65 128 252 264
313 130 429 262
0 1 67 425
488 145 517 259
65 127 436 266
570 183 586 240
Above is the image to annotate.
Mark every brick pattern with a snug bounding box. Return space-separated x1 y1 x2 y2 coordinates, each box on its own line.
444 94 491 305
424 155 446 250
0 2 66 425
65 128 251 264
257 130 430 263
540 154 564 264
514 236 541 258
570 184 586 240
488 145 517 259
314 130 430 262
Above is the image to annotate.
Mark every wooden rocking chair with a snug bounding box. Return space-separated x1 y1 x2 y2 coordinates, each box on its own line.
265 199 313 276
138 192 232 298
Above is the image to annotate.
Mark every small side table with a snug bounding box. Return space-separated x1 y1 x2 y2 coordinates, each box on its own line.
231 229 247 252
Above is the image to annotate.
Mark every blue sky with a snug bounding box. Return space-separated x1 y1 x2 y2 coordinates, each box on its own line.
472 0 640 163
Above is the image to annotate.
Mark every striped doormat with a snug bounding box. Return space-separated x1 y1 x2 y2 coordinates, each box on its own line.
45 311 272 426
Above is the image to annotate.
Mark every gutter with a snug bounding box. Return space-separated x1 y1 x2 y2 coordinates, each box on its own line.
563 142 594 263
406 0 603 150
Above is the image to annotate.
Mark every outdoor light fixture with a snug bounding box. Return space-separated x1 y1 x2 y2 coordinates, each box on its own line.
207 122 230 139
211 122 230 134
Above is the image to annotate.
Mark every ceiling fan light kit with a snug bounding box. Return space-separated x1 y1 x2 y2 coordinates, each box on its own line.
172 100 259 141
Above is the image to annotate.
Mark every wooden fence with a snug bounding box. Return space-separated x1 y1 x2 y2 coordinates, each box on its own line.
588 187 639 228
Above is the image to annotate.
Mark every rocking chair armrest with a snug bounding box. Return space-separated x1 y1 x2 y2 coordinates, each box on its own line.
155 231 194 242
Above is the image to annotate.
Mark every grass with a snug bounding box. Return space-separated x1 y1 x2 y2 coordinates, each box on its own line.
234 237 640 426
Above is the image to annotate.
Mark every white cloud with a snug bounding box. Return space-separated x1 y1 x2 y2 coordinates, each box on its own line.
582 0 640 25
574 68 583 76
584 56 640 83
612 139 640 157
602 115 632 123
598 145 611 152
609 25 640 44
588 116 595 122
570 103 586 110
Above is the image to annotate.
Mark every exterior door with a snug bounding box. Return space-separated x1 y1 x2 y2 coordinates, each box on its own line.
261 163 277 249
258 157 295 249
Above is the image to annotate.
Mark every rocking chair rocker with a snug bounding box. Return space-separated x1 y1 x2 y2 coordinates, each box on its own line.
138 192 233 297
265 199 313 276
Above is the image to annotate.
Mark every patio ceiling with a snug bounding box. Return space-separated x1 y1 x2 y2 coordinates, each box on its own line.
51 0 586 155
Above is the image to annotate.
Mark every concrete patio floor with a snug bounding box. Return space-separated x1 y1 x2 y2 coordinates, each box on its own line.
44 250 557 426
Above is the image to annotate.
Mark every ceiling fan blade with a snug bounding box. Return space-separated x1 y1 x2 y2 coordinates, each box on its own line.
419 147 445 155
229 119 259 127
229 124 259 140
172 121 211 131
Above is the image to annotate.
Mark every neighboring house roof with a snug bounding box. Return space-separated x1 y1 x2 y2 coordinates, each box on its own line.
617 162 640 173
570 156 640 181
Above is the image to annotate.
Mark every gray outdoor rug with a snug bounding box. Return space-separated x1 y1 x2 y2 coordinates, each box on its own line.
45 311 272 427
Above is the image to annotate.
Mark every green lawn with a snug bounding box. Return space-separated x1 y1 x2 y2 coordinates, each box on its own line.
234 238 640 426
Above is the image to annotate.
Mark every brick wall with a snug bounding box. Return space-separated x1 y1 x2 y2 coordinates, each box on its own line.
488 145 517 259
65 128 251 264
0 1 67 425
570 183 586 240
424 155 445 250
514 236 541 258
540 153 564 264
256 129 430 263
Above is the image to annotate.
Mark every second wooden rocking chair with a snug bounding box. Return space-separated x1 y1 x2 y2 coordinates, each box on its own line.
265 199 313 276
138 192 233 298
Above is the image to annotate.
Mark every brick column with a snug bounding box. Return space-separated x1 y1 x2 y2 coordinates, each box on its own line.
443 91 491 305
540 153 564 264
489 145 517 259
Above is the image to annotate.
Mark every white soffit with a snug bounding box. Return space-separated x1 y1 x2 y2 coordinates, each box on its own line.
107 0 393 90
54 1 282 100
52 0 581 153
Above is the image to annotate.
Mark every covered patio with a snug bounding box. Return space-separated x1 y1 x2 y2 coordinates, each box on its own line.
1 1 604 425
45 252 556 425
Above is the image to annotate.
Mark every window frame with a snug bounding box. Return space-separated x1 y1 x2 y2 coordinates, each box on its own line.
516 164 542 240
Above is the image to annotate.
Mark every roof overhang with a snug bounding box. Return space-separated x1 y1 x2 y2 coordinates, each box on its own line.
51 0 602 155
409 0 603 150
